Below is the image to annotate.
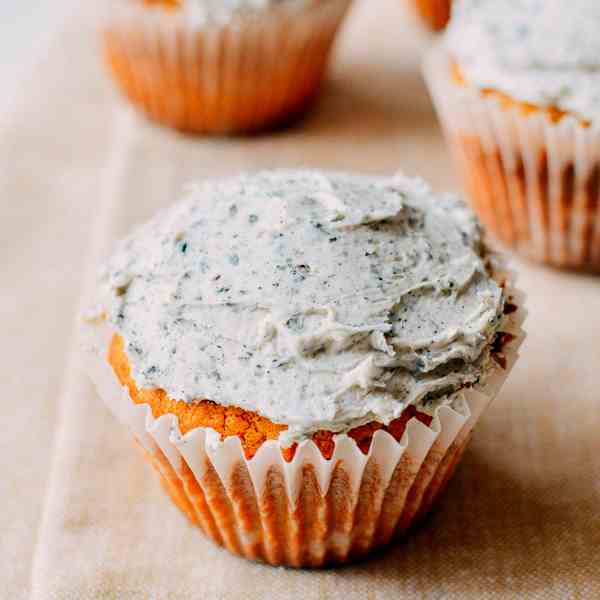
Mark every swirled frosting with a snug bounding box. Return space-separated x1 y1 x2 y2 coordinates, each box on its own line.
94 171 505 444
446 0 600 122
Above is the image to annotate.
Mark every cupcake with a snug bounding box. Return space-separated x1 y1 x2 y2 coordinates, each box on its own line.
101 0 352 134
410 0 451 31
82 170 524 567
425 0 600 270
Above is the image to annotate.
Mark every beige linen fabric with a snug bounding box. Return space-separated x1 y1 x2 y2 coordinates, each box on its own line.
1 1 598 598
0 13 115 599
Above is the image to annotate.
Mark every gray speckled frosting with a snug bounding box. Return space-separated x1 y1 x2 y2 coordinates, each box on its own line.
446 0 600 122
95 171 505 444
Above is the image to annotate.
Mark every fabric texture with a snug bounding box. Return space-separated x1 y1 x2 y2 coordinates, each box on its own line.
2 1 599 598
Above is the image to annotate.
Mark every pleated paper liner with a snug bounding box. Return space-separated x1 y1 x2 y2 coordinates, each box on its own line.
81 264 525 568
424 44 600 272
100 0 352 134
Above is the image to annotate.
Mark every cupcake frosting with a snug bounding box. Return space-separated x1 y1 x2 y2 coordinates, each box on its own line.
94 171 505 444
446 0 600 123
143 0 310 23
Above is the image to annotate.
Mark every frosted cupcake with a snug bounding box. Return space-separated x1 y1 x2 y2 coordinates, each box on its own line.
101 0 352 133
82 170 524 567
410 0 451 31
425 0 600 270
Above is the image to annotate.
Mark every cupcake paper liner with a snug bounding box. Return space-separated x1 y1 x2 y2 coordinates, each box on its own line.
81 264 525 567
409 0 451 32
424 44 600 271
101 0 352 134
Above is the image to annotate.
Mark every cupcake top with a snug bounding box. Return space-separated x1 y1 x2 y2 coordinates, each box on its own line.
446 0 600 123
93 171 506 444
140 0 311 23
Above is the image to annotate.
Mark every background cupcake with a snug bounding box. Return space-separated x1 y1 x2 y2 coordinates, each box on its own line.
83 170 524 567
410 0 451 31
101 0 352 134
425 0 600 271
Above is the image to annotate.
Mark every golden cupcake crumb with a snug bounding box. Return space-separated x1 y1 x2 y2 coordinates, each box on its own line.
451 62 590 126
108 333 433 461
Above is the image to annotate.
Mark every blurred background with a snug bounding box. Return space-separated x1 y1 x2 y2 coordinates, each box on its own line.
0 2 77 115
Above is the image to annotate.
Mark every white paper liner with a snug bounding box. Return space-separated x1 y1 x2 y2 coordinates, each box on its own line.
80 269 525 567
100 0 352 133
424 44 600 271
